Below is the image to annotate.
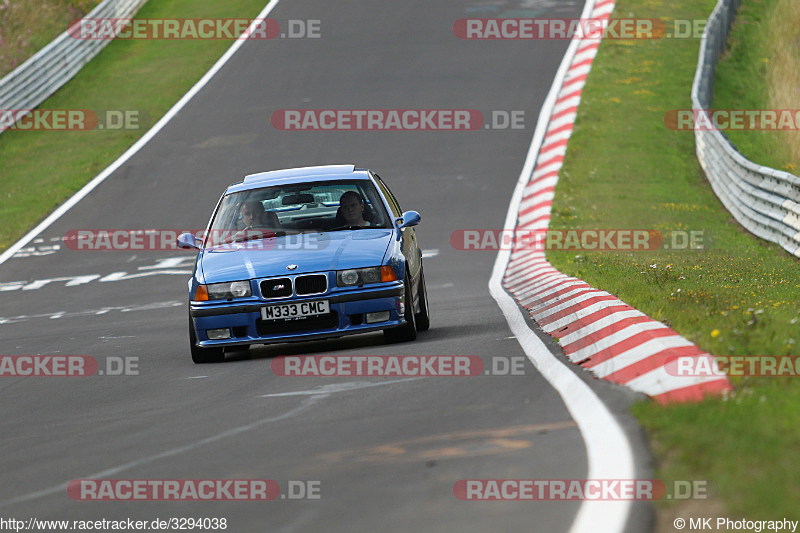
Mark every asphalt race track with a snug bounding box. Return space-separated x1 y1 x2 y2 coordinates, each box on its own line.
1 1 652 531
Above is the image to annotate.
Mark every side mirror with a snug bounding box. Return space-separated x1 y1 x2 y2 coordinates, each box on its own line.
396 210 421 229
177 232 200 250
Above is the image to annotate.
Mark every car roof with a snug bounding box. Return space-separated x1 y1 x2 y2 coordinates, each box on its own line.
226 165 371 193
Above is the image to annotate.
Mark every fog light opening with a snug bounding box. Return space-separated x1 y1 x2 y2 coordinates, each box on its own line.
207 328 231 340
366 311 391 324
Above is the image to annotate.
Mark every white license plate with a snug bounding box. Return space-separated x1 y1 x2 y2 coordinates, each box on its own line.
261 300 330 320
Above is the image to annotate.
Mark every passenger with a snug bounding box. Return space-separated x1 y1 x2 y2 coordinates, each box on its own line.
338 191 371 227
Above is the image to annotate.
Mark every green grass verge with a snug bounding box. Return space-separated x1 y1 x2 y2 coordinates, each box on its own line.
546 0 800 521
0 0 272 252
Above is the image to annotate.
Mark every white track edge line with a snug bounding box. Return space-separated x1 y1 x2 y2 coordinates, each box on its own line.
488 0 634 531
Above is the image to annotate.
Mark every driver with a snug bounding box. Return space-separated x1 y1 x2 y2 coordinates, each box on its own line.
240 200 279 229
233 200 280 243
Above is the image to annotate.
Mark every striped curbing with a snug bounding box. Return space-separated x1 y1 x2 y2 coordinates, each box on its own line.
503 0 731 403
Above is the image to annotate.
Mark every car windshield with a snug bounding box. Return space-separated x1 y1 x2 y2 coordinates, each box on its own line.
204 179 391 246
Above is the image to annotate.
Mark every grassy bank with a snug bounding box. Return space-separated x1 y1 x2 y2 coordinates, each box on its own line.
546 0 800 522
0 0 272 252
0 0 101 77
712 0 799 171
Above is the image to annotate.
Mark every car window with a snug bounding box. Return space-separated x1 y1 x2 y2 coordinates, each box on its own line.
373 174 403 217
205 180 391 246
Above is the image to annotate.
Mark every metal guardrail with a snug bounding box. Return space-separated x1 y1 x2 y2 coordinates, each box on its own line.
0 0 148 134
692 0 800 257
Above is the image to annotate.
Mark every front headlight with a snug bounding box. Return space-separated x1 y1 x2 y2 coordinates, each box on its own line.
339 269 361 286
336 266 396 287
195 280 252 300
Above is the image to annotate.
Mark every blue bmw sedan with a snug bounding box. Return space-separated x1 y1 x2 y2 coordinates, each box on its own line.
177 165 429 363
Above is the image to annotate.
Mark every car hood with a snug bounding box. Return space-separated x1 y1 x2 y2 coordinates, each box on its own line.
198 230 393 283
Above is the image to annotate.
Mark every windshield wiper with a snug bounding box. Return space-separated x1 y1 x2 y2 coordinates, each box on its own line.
230 229 284 243
326 225 369 232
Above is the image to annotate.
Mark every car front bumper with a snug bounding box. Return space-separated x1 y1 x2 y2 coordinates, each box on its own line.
189 284 405 347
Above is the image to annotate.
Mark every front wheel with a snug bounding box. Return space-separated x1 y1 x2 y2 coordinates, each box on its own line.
384 273 417 343
189 318 224 364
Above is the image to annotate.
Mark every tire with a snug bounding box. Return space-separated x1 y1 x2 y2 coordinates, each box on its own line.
189 318 224 364
414 266 430 332
384 273 417 343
